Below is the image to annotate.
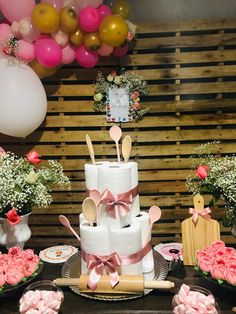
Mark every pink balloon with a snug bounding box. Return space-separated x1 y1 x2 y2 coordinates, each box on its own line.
35 38 62 68
112 44 128 57
0 0 36 23
97 4 112 20
97 43 113 56
79 7 101 32
15 39 35 62
62 45 76 64
18 17 40 42
41 0 63 11
0 23 13 41
76 45 98 68
51 29 69 47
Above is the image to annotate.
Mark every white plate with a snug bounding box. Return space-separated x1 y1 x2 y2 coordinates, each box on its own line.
39 245 78 263
154 243 183 261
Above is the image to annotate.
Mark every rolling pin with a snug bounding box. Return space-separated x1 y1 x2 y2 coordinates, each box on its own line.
54 275 175 294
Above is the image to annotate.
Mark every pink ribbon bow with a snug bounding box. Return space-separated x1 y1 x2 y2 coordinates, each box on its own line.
84 252 121 290
101 189 132 219
189 207 211 223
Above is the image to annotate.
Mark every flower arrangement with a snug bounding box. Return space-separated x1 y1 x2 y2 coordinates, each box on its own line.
0 150 70 224
93 69 149 121
195 241 236 286
0 247 41 291
186 142 236 227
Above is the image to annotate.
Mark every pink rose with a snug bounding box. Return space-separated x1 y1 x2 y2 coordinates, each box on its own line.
196 165 208 179
22 261 38 277
215 247 227 257
5 266 24 285
131 91 140 100
8 246 21 257
111 70 117 77
224 247 236 257
26 151 42 164
211 258 226 280
0 274 6 288
6 208 21 225
0 146 6 156
211 240 225 250
133 103 141 110
198 255 213 273
225 262 236 285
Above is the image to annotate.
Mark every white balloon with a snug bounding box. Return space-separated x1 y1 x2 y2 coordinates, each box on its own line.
0 57 47 138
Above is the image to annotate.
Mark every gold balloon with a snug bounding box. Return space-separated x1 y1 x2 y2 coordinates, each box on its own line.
99 15 128 47
29 60 58 78
60 7 78 33
32 3 59 33
112 0 131 20
83 32 101 51
69 27 84 47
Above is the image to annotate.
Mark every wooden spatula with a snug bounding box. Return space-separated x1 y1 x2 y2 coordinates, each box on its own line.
122 135 132 163
181 194 220 265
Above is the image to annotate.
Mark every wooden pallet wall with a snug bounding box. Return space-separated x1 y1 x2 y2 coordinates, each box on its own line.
1 19 236 247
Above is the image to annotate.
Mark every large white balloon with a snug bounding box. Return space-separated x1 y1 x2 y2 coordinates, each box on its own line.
0 57 47 138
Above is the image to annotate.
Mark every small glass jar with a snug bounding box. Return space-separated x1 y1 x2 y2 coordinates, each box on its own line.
172 285 221 313
19 280 64 314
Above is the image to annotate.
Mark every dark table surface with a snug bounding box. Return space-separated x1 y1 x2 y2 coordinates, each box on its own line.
0 251 235 314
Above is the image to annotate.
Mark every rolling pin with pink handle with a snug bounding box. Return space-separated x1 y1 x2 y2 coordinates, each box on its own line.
53 275 174 294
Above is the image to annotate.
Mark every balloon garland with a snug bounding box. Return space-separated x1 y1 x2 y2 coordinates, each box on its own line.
0 0 136 78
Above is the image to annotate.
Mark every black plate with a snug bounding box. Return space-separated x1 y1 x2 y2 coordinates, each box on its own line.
196 267 236 290
0 261 44 298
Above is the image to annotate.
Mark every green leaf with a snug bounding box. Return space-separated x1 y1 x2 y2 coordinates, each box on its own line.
203 271 209 275
217 279 224 284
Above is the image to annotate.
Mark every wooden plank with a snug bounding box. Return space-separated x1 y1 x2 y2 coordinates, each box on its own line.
120 50 236 66
46 98 236 114
132 33 236 49
3 128 235 143
137 19 236 33
4 142 236 157
44 81 236 97
49 65 236 81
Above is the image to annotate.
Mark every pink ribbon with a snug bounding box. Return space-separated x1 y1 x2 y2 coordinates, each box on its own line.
100 189 133 219
81 251 121 290
81 242 152 290
189 207 211 223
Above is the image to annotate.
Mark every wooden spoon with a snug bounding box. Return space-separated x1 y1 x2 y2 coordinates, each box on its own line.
82 197 97 226
109 125 122 163
90 189 101 225
59 215 80 242
86 134 96 165
122 135 132 163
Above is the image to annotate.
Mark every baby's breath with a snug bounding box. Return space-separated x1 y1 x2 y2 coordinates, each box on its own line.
0 152 70 218
186 142 236 227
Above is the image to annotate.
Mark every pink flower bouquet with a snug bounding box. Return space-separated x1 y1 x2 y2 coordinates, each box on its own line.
196 240 236 286
0 247 42 293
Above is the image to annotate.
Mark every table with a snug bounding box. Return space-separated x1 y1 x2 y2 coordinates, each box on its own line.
0 255 235 314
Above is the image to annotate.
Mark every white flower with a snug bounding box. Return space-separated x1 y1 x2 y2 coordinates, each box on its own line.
25 170 38 184
114 76 122 85
107 74 114 82
94 93 103 102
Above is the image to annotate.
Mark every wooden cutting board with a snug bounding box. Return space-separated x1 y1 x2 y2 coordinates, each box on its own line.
181 194 221 266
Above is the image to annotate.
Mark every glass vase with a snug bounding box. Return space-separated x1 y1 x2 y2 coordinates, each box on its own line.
0 213 31 249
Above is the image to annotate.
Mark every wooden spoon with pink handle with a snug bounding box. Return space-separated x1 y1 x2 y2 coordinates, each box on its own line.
59 215 80 242
148 206 162 241
109 125 122 163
